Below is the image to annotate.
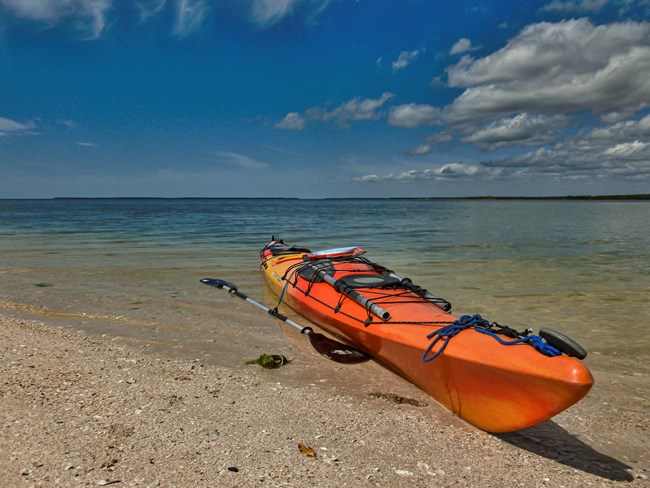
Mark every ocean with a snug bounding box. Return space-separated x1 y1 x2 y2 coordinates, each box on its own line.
1 198 648 374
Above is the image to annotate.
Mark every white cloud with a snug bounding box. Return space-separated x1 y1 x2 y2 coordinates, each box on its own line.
0 0 112 39
355 174 380 182
249 0 333 27
354 163 497 183
541 0 607 13
388 103 440 128
250 0 301 26
173 0 208 37
445 19 650 121
281 92 395 130
352 18 650 184
315 92 395 125
391 49 422 72
450 38 479 55
405 132 453 155
137 0 166 21
211 151 269 170
481 118 650 180
400 19 650 158
603 140 650 158
1 0 334 37
406 144 433 156
461 113 568 150
136 0 207 36
275 112 307 130
76 141 97 147
586 113 650 143
361 111 650 184
0 116 36 136
57 119 79 128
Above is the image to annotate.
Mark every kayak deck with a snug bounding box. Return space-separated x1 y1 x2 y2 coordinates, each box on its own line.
260 239 593 432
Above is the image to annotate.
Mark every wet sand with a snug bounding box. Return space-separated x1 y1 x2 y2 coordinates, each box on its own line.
1 313 648 487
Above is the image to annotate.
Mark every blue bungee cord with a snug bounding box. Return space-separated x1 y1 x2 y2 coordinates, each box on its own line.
422 314 561 362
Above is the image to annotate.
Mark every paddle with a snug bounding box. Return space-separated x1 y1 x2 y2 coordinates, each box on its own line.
317 271 392 321
200 278 369 364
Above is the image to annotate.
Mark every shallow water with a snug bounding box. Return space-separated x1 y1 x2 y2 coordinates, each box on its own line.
1 198 648 371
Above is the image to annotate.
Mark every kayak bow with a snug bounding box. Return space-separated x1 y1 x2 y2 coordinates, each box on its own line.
259 236 593 433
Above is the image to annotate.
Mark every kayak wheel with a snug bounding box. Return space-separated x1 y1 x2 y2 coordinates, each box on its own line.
539 328 587 359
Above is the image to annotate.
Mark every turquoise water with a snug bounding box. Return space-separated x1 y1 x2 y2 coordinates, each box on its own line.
1 198 648 368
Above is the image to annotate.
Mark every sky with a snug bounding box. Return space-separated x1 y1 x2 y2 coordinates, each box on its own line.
1 0 649 198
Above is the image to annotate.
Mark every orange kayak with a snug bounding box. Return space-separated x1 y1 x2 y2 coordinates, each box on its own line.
260 237 593 433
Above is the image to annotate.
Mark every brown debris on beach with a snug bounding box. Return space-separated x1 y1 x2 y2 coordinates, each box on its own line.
1 314 648 487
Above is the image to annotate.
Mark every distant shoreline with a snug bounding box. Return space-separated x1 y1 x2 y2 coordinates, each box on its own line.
325 194 650 201
0 194 648 201
46 194 650 201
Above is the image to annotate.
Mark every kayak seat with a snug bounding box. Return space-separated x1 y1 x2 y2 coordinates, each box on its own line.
338 273 402 289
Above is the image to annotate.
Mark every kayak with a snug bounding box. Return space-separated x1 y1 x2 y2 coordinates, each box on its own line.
260 236 593 433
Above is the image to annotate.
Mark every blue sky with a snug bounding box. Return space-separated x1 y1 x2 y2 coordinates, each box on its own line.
1 0 649 198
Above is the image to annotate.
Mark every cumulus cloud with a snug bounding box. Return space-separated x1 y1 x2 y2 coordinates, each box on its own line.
353 163 497 183
211 151 269 170
278 93 395 130
450 38 479 55
483 139 650 180
399 18 650 159
275 112 307 130
391 49 422 72
406 144 434 156
482 114 650 179
311 92 395 125
0 116 36 136
586 113 650 143
461 113 568 150
388 103 440 128
603 140 650 158
445 19 650 121
359 111 650 185
0 0 112 39
404 132 453 156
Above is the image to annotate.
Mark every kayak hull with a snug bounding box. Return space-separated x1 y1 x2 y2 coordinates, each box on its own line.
260 241 593 432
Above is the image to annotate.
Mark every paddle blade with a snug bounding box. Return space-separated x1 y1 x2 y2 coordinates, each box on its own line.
307 332 369 364
201 278 235 290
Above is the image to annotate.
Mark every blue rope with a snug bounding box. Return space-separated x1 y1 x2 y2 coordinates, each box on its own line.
422 314 561 362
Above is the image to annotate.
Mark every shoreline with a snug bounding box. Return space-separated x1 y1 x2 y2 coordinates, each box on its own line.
1 313 648 487
1 193 649 201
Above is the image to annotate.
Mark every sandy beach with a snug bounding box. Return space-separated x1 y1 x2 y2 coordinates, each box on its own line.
1 313 648 487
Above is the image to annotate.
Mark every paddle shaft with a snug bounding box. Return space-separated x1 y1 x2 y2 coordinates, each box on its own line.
200 279 311 335
201 278 370 364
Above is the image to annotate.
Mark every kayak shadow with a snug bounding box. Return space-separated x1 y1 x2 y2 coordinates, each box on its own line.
496 421 633 482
